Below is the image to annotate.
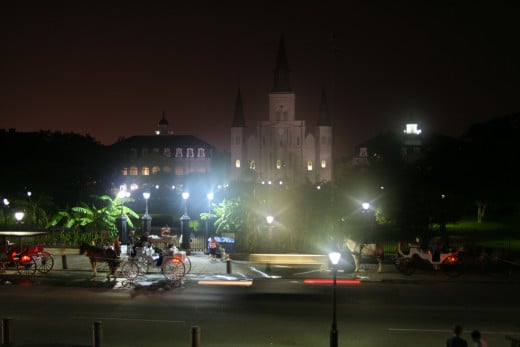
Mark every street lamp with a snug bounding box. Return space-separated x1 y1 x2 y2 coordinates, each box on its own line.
329 251 342 347
180 192 191 251
14 211 24 230
2 198 9 227
206 192 214 244
142 191 152 234
266 215 274 249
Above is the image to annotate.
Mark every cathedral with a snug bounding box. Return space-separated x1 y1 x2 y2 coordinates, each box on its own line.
230 35 333 184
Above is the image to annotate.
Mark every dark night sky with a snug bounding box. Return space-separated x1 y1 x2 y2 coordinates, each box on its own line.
2 1 519 158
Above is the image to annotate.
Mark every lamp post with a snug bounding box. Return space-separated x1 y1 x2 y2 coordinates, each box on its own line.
206 192 214 245
180 192 191 251
117 190 130 245
141 191 152 234
2 198 9 227
329 251 341 347
265 215 274 272
266 215 274 251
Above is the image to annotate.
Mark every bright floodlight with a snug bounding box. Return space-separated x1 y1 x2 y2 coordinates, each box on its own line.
14 211 24 222
362 202 370 210
143 191 151 200
329 252 341 265
266 215 274 225
182 192 190 200
207 192 214 201
3 198 9 206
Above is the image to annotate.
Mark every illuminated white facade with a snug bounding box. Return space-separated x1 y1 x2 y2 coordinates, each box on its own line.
230 35 333 184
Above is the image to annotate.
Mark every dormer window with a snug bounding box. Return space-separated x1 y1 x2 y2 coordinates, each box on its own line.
197 148 205 157
175 148 183 158
187 148 194 158
164 148 171 157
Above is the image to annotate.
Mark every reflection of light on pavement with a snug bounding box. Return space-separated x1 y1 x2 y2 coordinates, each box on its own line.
198 280 253 286
304 279 361 285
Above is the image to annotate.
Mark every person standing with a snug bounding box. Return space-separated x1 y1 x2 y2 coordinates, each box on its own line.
127 229 136 257
208 236 219 261
471 330 488 347
447 324 468 347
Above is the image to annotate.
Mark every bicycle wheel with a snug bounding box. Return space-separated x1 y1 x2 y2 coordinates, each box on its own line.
38 252 54 273
17 255 37 276
162 258 185 281
121 261 140 280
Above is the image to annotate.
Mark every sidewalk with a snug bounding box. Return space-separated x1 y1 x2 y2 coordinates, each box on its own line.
2 249 518 288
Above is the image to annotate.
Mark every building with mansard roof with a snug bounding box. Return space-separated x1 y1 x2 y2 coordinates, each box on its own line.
230 34 333 184
109 114 216 192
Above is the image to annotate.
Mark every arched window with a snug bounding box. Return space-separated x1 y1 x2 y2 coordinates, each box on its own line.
307 160 313 171
187 148 194 158
235 159 241 168
197 148 205 157
321 160 326 168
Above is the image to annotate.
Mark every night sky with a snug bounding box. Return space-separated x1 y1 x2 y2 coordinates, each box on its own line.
2 1 519 158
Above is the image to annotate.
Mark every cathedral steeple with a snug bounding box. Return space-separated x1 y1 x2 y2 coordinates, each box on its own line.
272 33 292 92
317 90 331 126
232 88 246 127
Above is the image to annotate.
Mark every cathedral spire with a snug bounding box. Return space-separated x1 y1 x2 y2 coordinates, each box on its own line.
232 88 246 127
317 90 331 126
272 33 292 92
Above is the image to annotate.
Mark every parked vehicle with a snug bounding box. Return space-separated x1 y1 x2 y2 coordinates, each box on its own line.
0 231 54 276
395 241 464 277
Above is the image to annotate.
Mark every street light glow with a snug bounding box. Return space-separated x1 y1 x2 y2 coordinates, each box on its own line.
328 251 341 265
182 192 190 200
143 191 151 200
362 202 370 210
266 215 274 224
14 211 24 222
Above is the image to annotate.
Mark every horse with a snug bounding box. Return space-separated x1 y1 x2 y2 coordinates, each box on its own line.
344 237 384 273
79 243 119 280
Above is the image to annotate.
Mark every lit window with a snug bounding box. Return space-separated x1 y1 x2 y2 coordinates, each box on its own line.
121 168 128 176
175 148 183 158
152 166 160 174
130 166 138 176
187 148 194 158
142 167 150 176
276 160 281 169
249 160 256 170
197 148 205 157
235 159 241 168
307 160 313 171
164 148 171 157
163 166 171 173
321 160 326 168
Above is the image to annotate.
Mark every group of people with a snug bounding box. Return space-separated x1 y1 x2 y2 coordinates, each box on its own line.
447 324 488 347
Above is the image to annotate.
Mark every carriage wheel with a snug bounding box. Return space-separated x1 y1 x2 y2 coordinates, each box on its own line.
38 252 54 273
17 255 37 276
162 258 186 281
441 257 464 277
184 256 192 274
399 258 416 275
121 261 140 280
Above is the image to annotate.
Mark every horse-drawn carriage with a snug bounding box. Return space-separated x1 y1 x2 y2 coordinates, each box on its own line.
395 241 464 277
119 234 191 283
0 231 54 276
